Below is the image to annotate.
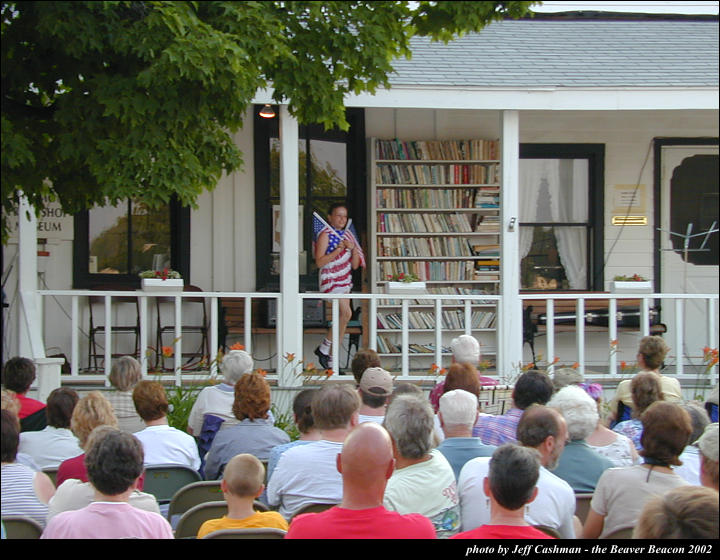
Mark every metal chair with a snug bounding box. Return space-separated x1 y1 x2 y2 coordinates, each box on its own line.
88 285 140 371
603 526 635 539
290 502 337 520
534 524 563 538
202 527 287 539
574 493 594 524
42 467 58 486
174 500 228 539
167 480 224 522
1 515 44 539
155 284 209 370
143 464 202 505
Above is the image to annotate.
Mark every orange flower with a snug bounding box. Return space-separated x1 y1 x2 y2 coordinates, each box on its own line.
305 362 316 371
620 361 627 370
325 369 333 378
610 339 618 348
552 356 560 364
438 368 447 376
571 362 579 369
430 363 439 372
161 346 173 358
284 352 296 362
229 342 245 351
256 369 267 377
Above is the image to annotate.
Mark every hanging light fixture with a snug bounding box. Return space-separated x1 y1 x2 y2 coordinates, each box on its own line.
259 104 276 118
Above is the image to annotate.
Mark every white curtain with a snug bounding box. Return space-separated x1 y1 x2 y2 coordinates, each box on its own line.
519 160 558 259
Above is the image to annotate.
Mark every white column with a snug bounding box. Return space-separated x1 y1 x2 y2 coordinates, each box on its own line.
499 111 522 378
17 195 44 359
278 105 301 414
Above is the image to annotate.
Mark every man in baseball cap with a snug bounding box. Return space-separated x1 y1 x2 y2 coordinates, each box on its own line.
357 367 394 425
698 423 718 491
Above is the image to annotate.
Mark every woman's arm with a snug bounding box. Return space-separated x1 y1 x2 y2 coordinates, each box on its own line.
34 470 56 504
583 508 605 539
314 231 348 269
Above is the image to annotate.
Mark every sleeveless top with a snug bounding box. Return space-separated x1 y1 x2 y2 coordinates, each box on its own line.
589 433 638 467
1 462 49 527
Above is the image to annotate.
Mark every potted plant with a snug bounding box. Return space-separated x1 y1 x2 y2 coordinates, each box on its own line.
139 268 184 291
386 272 427 295
610 273 652 293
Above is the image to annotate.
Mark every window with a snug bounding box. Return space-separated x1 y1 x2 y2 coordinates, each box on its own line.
73 198 190 288
519 144 604 291
254 106 366 291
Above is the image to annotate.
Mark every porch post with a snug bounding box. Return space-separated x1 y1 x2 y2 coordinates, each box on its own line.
17 194 44 359
499 111 522 379
278 104 301 413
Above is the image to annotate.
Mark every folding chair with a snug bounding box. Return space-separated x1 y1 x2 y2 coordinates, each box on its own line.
167 480 224 524
155 284 209 370
1 515 44 539
574 493 594 524
88 285 140 371
533 524 563 538
174 501 229 539
603 526 634 539
42 467 58 486
290 502 337 520
143 464 202 505
202 528 287 539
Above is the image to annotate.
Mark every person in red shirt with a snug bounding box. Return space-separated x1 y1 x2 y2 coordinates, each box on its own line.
285 422 435 539
452 443 555 540
2 357 46 432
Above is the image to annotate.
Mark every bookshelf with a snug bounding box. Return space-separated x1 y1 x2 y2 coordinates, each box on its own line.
370 138 501 372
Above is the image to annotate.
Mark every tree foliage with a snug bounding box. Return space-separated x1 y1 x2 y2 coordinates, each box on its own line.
1 1 535 242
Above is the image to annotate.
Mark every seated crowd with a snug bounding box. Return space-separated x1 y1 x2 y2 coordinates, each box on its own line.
1 335 718 540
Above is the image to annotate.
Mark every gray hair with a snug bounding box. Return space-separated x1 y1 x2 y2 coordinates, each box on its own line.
681 401 710 445
383 394 434 459
439 389 478 429
489 444 541 511
547 385 598 441
450 335 480 365
221 350 254 384
109 356 142 392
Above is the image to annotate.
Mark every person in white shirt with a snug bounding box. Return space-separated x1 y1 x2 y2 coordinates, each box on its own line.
18 387 82 469
132 380 200 471
458 404 577 539
357 367 393 424
267 383 360 519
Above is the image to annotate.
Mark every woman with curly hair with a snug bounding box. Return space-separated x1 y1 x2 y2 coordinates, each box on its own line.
204 372 290 480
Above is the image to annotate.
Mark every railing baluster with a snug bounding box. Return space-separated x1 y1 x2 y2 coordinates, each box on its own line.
675 298 684 376
576 298 585 377
210 296 218 377
244 296 252 353
104 295 112 385
640 297 650 337
139 295 148 377
546 300 555 375
174 295 182 385
435 298 442 369
331 299 340 376
71 295 79 376
609 298 618 376
402 298 409 377
369 297 377 352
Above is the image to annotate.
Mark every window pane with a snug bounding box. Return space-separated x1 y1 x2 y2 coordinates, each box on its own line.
519 159 588 222
88 201 129 274
310 139 347 201
130 200 172 274
521 226 587 290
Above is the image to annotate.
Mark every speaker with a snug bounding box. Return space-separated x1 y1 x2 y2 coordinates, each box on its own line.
264 298 326 328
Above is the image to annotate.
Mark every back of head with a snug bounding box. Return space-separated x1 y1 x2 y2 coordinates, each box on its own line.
631 372 663 416
681 401 710 445
221 350 254 385
359 367 393 408
1 408 20 463
71 391 118 448
46 387 80 429
109 356 142 392
552 368 584 392
85 427 144 496
341 422 394 485
635 485 719 539
513 370 554 410
1 389 20 417
640 401 692 466
223 454 265 497
638 335 669 370
233 372 271 421
451 335 480 365
444 363 480 398
293 389 318 434
2 357 36 394
697 423 719 488
439 389 478 429
383 394 434 459
351 349 381 385
389 382 424 404
547 385 598 441
488 444 541 511
311 383 361 431
132 381 168 422
516 404 562 448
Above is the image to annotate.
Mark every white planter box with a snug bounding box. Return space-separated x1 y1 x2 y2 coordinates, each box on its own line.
141 278 184 292
387 281 427 295
610 281 652 293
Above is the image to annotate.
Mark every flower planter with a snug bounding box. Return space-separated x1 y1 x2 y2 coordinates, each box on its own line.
387 281 427 295
141 278 184 292
610 281 652 293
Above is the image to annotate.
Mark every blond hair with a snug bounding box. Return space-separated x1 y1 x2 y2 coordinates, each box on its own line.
71 391 118 448
223 454 265 497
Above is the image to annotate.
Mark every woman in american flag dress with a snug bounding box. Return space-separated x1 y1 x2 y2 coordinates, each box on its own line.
313 203 364 369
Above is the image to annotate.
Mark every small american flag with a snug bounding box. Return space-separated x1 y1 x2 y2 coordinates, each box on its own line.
312 212 366 268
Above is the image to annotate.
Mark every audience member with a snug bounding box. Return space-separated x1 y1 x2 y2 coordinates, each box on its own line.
106 356 145 433
198 454 288 537
2 357 46 432
1 409 54 528
608 336 682 423
705 384 718 422
266 389 321 484
459 404 576 538
697 423 718 491
56 391 119 486
187 349 254 436
612 371 664 450
580 382 639 467
133 381 200 470
473 370 554 445
452 444 554 540
433 363 482 444
18 387 82 470
267 383 360 518
42 428 173 539
429 335 496 412
436 389 495 480
673 402 711 485
634 485 718 539
551 367 584 392
389 382 425 404
357 367 393 424
548 386 614 492
1 389 40 470
350 348 382 386
286 422 436 539
584 401 692 539
47 426 160 522
383 394 460 538
204 372 290 480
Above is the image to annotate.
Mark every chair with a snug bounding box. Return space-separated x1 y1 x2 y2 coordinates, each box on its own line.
1 515 44 539
202 528 287 539
88 285 140 371
167 480 224 523
143 464 202 505
603 526 635 539
574 493 594 524
290 502 337 520
155 284 209 370
174 501 228 539
533 525 563 539
42 467 58 486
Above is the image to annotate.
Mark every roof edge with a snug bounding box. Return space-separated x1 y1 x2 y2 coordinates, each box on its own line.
522 11 718 22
